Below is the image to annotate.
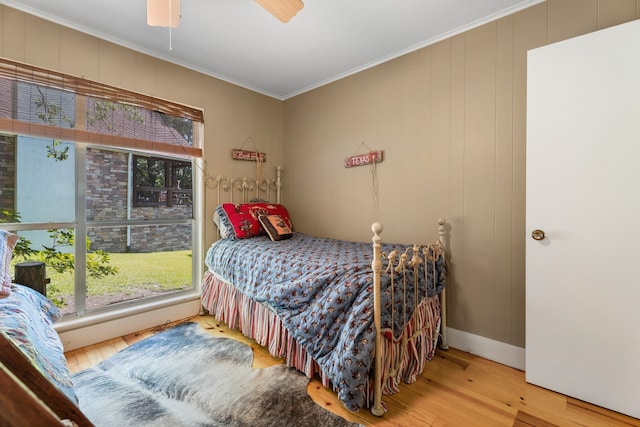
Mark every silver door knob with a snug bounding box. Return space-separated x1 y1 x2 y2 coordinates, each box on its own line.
531 229 545 241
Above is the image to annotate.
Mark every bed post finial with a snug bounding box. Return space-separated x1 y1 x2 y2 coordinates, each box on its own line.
372 222 383 239
276 166 282 204
437 218 446 248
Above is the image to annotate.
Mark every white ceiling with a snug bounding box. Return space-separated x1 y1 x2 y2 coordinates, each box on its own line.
2 0 541 100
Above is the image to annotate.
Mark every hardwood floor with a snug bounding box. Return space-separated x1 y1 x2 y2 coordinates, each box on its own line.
64 315 640 427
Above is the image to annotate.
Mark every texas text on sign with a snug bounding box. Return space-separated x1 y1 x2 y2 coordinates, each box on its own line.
344 150 383 168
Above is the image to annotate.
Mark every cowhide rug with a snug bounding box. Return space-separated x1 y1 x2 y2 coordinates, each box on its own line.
72 322 361 427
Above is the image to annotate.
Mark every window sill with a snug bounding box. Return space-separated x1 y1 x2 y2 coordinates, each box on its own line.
55 291 201 334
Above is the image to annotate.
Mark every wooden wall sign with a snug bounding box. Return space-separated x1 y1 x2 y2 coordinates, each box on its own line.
232 149 266 162
345 150 383 168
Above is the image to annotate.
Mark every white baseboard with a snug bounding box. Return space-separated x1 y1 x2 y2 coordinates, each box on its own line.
445 327 525 371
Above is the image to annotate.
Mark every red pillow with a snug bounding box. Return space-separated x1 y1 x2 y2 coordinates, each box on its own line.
219 203 293 239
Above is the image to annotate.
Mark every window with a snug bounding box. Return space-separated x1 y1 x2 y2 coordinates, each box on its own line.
0 58 203 318
133 156 193 207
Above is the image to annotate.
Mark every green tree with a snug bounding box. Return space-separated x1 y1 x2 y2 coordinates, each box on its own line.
1 213 119 305
0 209 37 259
160 114 193 144
34 89 73 161
38 228 118 279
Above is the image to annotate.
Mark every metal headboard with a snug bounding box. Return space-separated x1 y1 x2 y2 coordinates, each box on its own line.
206 166 282 205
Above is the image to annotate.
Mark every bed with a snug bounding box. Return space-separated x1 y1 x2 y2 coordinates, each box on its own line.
0 230 92 425
200 167 449 415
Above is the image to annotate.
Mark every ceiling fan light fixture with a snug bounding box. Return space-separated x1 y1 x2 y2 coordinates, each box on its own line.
255 0 304 23
147 0 181 28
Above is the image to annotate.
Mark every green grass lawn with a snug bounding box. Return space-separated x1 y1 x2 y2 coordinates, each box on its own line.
16 250 193 303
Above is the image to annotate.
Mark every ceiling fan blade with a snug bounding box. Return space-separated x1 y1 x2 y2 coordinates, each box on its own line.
147 0 181 28
255 0 304 23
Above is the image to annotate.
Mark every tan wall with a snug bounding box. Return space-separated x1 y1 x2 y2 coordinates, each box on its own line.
0 5 284 249
283 0 640 347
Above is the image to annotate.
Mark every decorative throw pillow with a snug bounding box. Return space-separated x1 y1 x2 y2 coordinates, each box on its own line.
217 203 293 239
0 230 19 298
259 214 293 241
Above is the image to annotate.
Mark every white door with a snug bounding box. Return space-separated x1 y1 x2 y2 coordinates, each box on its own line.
526 20 640 419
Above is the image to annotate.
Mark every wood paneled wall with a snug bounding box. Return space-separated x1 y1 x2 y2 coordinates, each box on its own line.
283 0 640 347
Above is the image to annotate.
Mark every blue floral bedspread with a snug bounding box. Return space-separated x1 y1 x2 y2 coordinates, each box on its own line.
205 232 446 411
0 284 77 404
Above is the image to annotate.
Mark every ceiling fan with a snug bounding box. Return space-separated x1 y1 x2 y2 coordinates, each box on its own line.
146 0 304 27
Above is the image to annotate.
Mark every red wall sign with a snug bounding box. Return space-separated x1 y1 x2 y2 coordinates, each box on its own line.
344 150 383 168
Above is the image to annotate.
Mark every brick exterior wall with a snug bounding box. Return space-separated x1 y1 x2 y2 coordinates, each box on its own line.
0 135 16 215
86 147 192 253
1 143 190 253
86 148 129 222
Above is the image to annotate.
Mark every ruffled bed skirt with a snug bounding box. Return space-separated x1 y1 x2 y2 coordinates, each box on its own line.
200 271 442 407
